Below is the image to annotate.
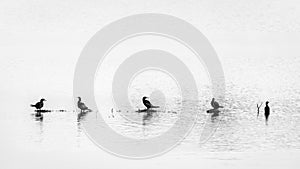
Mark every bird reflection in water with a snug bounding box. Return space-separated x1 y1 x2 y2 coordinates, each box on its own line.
30 98 47 119
32 112 44 122
77 111 88 122
30 113 44 143
142 109 157 125
208 109 220 122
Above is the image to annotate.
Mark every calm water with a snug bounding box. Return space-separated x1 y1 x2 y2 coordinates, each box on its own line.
8 82 299 154
4 51 300 154
2 34 300 160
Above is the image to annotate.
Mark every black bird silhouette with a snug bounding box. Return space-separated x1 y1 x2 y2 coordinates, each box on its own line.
142 96 159 110
207 98 223 114
77 97 91 112
210 98 223 109
264 101 270 124
30 98 46 110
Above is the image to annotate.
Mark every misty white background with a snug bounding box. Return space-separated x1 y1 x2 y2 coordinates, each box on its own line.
0 0 300 169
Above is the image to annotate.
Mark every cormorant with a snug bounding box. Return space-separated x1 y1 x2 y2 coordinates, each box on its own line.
142 96 159 110
211 98 223 109
264 101 270 124
77 97 91 112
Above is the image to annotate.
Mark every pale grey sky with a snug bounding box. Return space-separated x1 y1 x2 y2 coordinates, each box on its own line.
1 0 300 34
0 0 300 101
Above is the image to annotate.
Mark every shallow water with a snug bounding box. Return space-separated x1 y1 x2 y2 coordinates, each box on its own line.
8 82 299 154
1 32 300 169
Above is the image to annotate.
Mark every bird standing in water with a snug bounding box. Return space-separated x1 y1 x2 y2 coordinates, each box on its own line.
77 97 91 112
264 101 270 125
210 98 223 109
207 98 222 114
30 98 46 117
31 98 46 110
142 96 159 110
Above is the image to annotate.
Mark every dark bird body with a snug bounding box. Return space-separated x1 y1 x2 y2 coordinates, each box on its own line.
30 99 46 110
142 97 159 110
77 97 91 112
264 101 270 123
210 98 223 109
207 98 223 115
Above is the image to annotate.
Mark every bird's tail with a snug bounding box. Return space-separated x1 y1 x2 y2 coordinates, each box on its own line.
30 104 35 107
151 105 160 108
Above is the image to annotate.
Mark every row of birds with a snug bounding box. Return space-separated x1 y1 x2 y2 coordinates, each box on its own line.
30 96 223 115
31 96 271 126
30 97 91 113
